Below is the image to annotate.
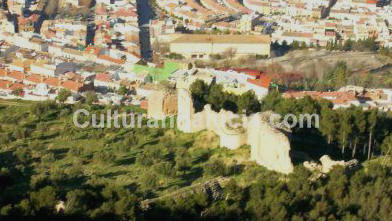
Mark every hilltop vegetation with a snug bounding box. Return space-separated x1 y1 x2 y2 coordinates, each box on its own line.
0 99 392 220
190 80 392 161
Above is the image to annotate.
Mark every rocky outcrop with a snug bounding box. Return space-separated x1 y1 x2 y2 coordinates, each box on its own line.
319 155 347 173
202 180 223 201
304 155 359 173
55 201 65 213
303 161 322 172
176 78 294 174
148 90 178 120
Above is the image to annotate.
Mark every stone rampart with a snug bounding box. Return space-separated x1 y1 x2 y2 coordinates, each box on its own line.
148 90 178 120
176 79 294 174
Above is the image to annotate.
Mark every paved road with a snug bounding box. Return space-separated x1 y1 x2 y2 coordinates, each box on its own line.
136 0 153 61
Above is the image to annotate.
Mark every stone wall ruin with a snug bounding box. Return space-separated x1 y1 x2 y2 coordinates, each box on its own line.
176 78 294 174
147 90 178 120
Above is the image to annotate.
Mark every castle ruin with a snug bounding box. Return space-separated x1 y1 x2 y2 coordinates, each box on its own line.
147 90 178 120
176 78 294 174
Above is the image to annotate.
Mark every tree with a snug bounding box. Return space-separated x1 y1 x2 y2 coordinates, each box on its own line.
190 80 208 112
380 134 392 156
367 109 378 159
320 107 338 144
326 40 333 51
261 91 282 111
140 173 159 189
0 133 11 145
281 40 290 53
85 91 98 105
11 88 23 97
117 85 130 95
338 110 353 155
203 159 228 176
352 108 366 158
114 192 137 219
56 89 71 103
144 75 153 83
44 0 59 16
152 162 175 177
300 41 307 49
30 102 56 120
29 186 57 212
343 39 354 51
65 189 90 215
206 84 226 112
324 61 352 89
188 63 193 70
291 41 300 50
237 91 261 114
175 148 191 174
222 47 237 61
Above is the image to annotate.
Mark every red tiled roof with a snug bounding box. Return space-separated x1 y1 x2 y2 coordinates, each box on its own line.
366 0 377 4
283 91 358 104
8 71 25 81
18 14 40 25
65 72 84 82
85 46 101 56
0 80 11 89
98 55 125 64
140 100 148 110
61 80 84 92
0 69 6 77
114 8 138 17
95 73 112 82
247 75 271 88
325 22 336 28
9 83 25 90
25 74 45 84
44 77 61 87
234 68 263 77
95 4 108 15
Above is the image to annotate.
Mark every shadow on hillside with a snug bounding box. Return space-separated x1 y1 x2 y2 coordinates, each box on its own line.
179 167 203 186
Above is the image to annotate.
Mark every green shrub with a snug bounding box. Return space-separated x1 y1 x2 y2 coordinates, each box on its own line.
203 159 229 176
152 162 176 177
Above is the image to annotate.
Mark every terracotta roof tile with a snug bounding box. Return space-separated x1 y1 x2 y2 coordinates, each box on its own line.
9 83 25 90
25 74 45 84
61 80 84 92
98 55 125 64
0 80 11 89
44 77 61 87
8 71 25 81
0 69 6 77
95 73 112 82
247 75 271 88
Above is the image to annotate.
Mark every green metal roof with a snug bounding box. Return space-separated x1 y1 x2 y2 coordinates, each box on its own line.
133 61 179 82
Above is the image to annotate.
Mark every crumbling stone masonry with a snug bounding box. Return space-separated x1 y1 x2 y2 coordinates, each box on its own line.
176 78 294 174
147 90 178 120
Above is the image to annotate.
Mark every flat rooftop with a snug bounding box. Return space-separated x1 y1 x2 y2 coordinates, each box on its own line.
171 34 271 44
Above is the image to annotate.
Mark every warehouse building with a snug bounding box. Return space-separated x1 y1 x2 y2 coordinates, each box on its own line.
169 34 271 59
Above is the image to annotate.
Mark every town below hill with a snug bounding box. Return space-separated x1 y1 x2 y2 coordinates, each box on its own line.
0 0 392 220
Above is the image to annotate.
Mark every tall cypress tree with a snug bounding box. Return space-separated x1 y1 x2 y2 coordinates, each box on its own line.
320 107 338 145
367 109 378 160
338 110 353 155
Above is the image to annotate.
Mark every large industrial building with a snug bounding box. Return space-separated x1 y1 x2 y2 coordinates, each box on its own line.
169 34 271 59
